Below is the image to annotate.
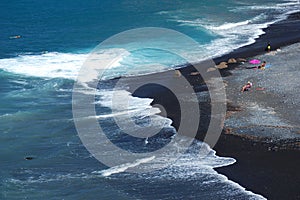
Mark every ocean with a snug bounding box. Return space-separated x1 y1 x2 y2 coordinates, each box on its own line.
1 0 299 199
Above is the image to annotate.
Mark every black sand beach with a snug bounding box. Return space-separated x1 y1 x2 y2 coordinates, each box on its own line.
213 13 300 199
121 12 300 200
213 12 300 200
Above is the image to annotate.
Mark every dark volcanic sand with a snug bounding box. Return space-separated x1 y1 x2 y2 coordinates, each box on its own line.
214 43 300 199
215 134 300 200
121 12 300 200
213 13 300 200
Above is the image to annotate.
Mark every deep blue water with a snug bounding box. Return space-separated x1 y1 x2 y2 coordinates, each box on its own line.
1 0 299 199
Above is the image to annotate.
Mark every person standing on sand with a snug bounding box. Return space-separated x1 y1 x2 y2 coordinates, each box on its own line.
265 43 271 52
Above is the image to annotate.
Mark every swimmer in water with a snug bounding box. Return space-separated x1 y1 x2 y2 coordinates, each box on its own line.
9 35 21 39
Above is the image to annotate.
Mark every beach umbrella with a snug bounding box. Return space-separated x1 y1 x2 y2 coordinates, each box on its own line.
249 59 260 64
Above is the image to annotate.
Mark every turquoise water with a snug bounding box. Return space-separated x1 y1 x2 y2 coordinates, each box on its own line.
1 0 299 78
1 0 299 199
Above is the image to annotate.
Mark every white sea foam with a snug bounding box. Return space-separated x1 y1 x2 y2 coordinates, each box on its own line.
90 140 265 199
0 52 87 79
133 141 266 199
5 138 266 199
79 88 159 118
87 138 237 178
231 0 299 13
80 87 174 139
0 113 14 118
171 13 275 58
165 0 299 60
94 156 156 177
0 49 130 80
0 48 179 81
203 22 269 57
208 20 250 30
95 90 163 118
0 111 32 120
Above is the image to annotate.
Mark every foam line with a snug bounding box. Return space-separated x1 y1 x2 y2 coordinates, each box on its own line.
95 156 156 177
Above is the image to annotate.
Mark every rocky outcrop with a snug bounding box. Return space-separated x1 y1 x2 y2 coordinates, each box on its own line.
227 58 237 63
236 58 247 62
216 62 228 69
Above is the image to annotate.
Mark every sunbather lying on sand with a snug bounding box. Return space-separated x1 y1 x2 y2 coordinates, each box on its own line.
241 81 253 92
258 61 266 69
246 61 266 70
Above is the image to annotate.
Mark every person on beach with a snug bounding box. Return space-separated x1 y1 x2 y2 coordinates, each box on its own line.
258 61 266 70
265 43 271 52
241 81 253 92
246 61 266 70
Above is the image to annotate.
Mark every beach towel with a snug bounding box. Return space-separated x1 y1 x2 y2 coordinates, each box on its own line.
265 64 272 69
249 59 260 64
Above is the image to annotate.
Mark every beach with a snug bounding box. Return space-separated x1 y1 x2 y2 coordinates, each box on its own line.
215 13 300 200
1 1 300 199
214 43 300 200
127 11 300 200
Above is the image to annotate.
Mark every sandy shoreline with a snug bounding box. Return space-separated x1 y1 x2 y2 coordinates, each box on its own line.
213 13 300 199
214 42 300 200
213 11 300 64
121 11 300 199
